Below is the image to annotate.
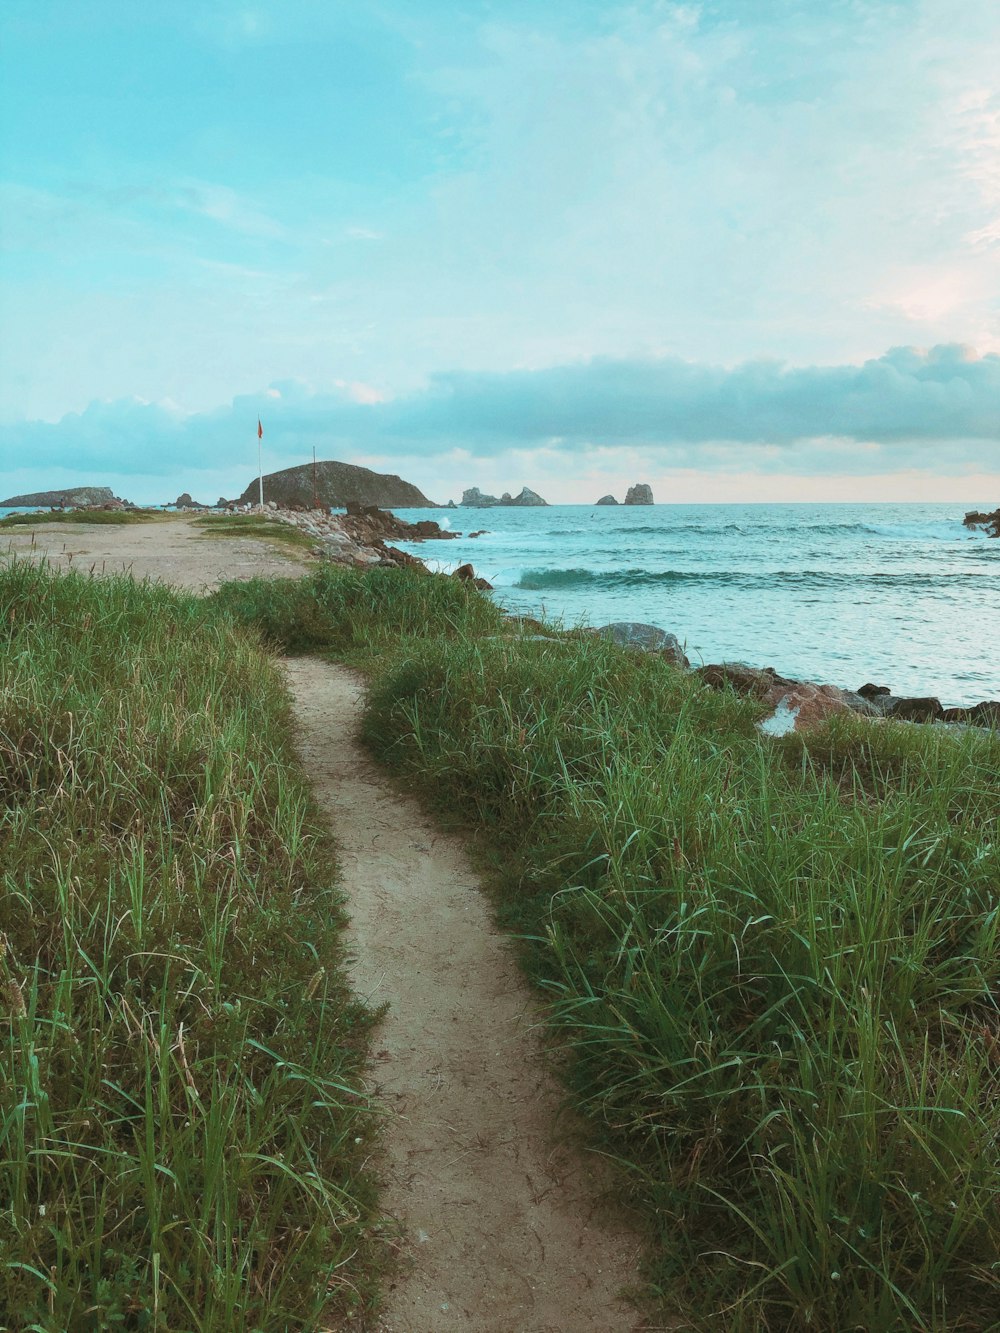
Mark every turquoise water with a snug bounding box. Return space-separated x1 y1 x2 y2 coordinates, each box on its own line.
391 502 999 705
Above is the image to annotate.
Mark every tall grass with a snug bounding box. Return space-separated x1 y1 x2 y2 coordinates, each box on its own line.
208 561 508 654
360 632 1000 1330
0 561 377 1331
0 510 164 527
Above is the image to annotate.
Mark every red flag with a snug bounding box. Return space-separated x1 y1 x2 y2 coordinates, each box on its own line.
257 418 263 439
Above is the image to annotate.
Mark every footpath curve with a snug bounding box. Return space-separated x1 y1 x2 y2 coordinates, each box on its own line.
283 657 642 1332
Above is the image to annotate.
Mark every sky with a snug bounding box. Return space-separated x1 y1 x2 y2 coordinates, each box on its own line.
1 0 998 505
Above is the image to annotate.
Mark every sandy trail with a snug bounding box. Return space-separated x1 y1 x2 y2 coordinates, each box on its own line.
284 657 642 1332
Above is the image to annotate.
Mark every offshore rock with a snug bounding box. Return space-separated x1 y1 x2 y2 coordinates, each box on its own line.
963 508 1000 538
595 495 619 505
624 483 654 505
595 622 689 668
174 492 210 509
239 460 436 509
461 486 548 507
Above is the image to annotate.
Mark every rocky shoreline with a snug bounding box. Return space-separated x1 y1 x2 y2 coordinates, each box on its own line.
242 503 998 737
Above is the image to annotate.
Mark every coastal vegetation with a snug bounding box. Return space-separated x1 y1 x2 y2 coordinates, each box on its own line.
211 562 1000 1331
0 508 164 527
192 511 319 552
4 552 998 1330
0 561 377 1331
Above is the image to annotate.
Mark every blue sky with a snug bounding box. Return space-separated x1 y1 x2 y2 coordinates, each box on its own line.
1 0 998 503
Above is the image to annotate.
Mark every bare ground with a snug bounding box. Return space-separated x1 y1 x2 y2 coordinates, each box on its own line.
0 514 310 590
285 657 643 1332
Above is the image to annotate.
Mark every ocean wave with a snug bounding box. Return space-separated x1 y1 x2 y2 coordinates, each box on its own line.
513 566 999 591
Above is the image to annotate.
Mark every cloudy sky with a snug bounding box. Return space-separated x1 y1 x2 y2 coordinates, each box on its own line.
1 0 998 504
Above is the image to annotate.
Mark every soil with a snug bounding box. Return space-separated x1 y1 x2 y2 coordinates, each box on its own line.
5 518 645 1331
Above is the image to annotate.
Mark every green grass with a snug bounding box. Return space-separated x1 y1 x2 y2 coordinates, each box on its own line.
322 583 997 1332
207 560 509 655
0 509 165 527
192 513 317 553
8 552 999 1330
0 561 378 1331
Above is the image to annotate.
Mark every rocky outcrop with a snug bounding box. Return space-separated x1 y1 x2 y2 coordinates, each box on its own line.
624 483 653 505
1 485 120 508
174 492 210 510
595 495 619 506
963 508 1000 537
461 486 547 508
593 622 689 668
338 502 458 546
238 461 436 509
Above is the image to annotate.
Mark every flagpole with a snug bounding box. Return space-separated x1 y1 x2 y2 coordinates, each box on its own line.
257 418 264 507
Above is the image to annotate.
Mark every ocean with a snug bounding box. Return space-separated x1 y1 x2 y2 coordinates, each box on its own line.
391 502 999 707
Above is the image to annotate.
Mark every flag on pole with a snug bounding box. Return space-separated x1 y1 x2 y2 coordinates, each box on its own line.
258 418 263 439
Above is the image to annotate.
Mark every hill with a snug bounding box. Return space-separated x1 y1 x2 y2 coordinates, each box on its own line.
238 461 436 509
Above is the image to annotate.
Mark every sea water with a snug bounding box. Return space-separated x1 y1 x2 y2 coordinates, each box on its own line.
391 502 999 706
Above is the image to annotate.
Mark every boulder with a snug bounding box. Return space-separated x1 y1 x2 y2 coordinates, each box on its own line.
941 701 1000 727
759 684 859 734
451 563 493 591
594 622 689 668
595 494 619 505
886 696 943 723
624 483 654 505
698 662 795 698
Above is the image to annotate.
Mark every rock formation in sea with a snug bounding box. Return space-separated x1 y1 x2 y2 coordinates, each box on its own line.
0 485 122 507
173 492 211 510
624 483 653 505
595 494 619 505
963 508 1000 537
460 486 547 507
238 461 437 509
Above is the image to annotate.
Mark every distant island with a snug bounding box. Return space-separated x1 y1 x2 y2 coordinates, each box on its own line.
460 487 547 507
237 461 437 509
593 484 654 505
0 485 126 508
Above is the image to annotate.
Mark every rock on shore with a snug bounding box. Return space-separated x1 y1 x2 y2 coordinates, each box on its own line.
241 501 456 569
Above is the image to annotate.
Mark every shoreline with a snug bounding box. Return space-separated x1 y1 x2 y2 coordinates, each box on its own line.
3 502 996 730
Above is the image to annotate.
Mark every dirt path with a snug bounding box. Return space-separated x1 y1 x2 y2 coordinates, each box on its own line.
284 657 642 1332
